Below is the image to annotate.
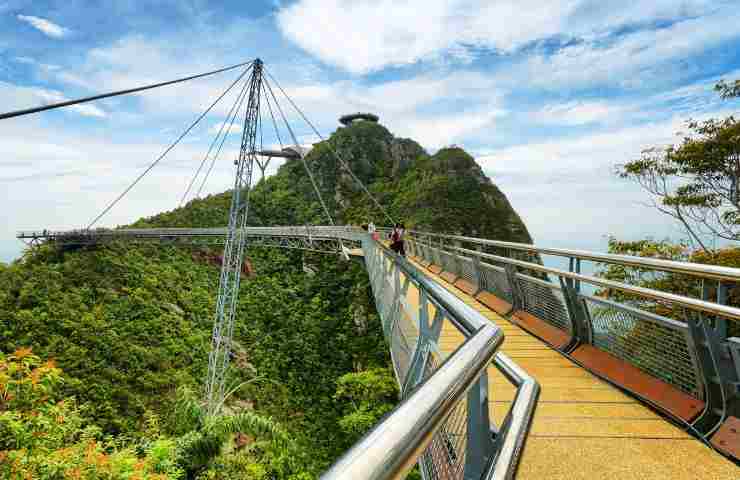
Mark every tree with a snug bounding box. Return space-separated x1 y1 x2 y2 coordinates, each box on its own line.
716 79 740 100
618 80 740 251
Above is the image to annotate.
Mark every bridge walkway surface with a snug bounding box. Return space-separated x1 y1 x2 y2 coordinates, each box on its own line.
399 258 738 479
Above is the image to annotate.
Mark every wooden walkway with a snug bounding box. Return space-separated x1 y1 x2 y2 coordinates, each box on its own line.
400 262 738 479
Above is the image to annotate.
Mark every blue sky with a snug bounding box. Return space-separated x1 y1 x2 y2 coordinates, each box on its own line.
2 0 740 261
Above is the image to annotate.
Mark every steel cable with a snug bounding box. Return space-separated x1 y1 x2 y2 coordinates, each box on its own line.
179 73 252 207
264 67 395 226
262 76 336 228
0 60 254 121
87 63 253 229
195 69 253 200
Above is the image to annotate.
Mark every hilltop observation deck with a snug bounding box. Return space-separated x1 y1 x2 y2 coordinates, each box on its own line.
339 112 379 126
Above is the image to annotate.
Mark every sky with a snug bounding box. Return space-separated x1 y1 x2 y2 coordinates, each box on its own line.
1 0 740 262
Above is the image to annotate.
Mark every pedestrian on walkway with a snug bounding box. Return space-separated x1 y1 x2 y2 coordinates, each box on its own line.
397 223 406 257
389 222 406 257
368 221 379 241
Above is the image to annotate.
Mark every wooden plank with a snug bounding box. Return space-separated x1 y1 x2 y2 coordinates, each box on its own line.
439 271 458 284
570 345 705 423
454 278 477 295
710 415 740 461
475 291 512 315
510 310 571 350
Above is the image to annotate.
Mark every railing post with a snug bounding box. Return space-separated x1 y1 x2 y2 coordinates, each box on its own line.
402 294 444 395
504 264 523 311
702 279 730 338
471 246 484 295
465 374 493 479
558 277 592 349
727 338 740 394
687 316 729 436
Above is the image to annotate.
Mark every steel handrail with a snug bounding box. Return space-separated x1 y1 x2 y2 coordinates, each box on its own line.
488 353 540 480
321 239 540 479
17 226 363 241
320 324 503 480
451 245 740 321
398 229 740 283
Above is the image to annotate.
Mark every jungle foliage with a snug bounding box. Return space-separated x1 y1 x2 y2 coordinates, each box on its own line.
1 121 530 477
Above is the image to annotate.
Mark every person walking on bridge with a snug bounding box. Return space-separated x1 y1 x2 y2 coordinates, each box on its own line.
368 221 379 241
389 223 406 257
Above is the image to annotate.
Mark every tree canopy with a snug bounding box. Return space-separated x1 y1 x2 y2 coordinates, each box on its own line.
618 80 740 251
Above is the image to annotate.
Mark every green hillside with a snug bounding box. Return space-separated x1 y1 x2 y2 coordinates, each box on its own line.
0 120 532 479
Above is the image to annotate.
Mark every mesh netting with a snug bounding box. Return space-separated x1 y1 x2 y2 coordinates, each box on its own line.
583 296 701 398
516 274 572 333
479 262 514 304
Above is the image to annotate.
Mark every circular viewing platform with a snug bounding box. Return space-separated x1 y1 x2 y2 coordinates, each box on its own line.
339 112 379 126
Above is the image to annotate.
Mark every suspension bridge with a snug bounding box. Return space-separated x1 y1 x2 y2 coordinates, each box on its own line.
6 58 740 478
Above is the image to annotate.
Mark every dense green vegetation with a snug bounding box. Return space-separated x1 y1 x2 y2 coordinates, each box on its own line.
1 120 529 478
133 121 533 244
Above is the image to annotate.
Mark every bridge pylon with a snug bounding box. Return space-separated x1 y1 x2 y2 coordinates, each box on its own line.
204 59 263 416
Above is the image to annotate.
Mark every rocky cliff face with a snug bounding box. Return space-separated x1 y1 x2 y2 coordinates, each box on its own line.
134 120 533 244
289 121 533 244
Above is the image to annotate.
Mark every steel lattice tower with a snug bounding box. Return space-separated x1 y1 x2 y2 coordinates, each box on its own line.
205 59 263 415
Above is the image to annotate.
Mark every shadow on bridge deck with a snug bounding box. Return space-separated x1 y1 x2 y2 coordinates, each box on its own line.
402 258 738 479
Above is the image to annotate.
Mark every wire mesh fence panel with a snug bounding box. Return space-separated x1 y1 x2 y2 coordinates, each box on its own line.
430 247 443 267
407 240 418 258
378 275 397 338
390 316 414 386
582 296 701 398
515 274 572 334
418 349 469 480
418 243 431 263
457 256 477 287
439 250 461 276
397 303 421 360
479 262 514 304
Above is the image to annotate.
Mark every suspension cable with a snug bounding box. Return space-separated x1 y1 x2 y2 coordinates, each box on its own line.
87 64 253 229
263 76 336 227
264 67 395 226
195 69 252 199
262 87 284 149
0 60 254 121
180 74 252 207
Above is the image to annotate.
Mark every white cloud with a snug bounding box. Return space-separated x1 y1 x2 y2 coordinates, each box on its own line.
0 81 107 118
17 15 70 39
276 0 724 74
266 70 508 149
512 9 740 91
533 101 627 125
0 113 240 261
479 118 682 176
208 121 243 135
481 109 740 247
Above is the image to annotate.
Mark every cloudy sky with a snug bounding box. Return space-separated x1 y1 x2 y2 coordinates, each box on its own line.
1 0 740 261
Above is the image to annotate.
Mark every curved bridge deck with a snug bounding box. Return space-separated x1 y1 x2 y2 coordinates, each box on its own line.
407 259 737 479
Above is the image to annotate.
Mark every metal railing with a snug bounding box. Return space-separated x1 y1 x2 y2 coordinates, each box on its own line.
26 225 740 463
20 226 541 477
398 229 740 441
17 226 364 254
322 236 539 480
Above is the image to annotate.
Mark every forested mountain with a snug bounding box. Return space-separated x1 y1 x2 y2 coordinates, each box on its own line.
0 120 531 479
